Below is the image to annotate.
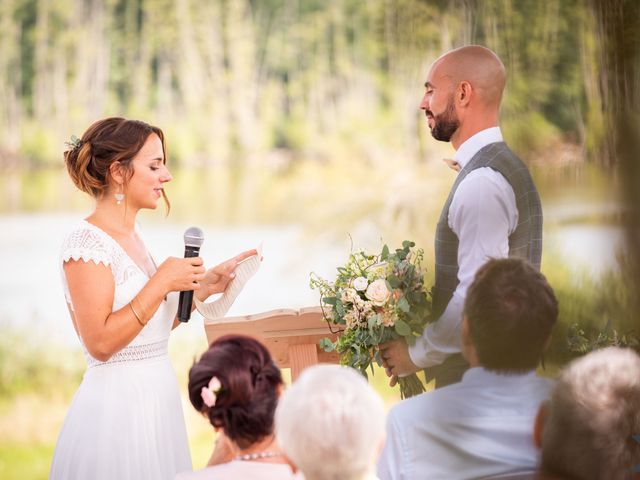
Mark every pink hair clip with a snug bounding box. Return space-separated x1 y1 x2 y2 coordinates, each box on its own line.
201 376 222 408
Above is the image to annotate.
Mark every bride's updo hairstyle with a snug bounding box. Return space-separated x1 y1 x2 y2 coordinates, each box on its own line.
188 335 283 449
64 117 170 210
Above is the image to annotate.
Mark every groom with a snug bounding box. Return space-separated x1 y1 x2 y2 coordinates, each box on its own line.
381 45 543 388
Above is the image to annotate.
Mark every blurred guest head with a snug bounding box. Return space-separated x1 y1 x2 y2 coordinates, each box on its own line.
276 364 385 480
188 334 283 450
462 257 558 373
535 347 640 480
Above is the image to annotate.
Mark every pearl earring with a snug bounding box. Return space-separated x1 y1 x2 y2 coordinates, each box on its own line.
115 185 125 205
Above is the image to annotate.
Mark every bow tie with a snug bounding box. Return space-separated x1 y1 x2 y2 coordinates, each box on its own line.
443 158 461 172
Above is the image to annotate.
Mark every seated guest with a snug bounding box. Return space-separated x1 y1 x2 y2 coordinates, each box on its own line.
534 346 640 480
378 258 558 479
176 335 296 480
276 364 386 480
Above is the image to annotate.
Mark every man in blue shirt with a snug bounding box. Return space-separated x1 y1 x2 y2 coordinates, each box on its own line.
378 258 557 480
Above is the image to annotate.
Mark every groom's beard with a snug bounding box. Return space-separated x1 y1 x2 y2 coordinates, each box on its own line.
428 97 459 142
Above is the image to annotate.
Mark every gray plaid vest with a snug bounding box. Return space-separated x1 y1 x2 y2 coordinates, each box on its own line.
432 142 543 317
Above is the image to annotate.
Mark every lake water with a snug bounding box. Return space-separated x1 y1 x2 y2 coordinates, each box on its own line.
0 165 627 346
0 213 349 345
0 210 624 346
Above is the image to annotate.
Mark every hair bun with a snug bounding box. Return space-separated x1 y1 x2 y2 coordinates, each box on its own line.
187 335 283 450
62 117 167 203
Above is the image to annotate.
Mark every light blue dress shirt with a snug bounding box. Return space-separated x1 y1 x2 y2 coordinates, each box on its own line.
378 367 552 480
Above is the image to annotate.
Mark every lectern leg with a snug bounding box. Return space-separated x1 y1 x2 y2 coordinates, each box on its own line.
289 343 319 381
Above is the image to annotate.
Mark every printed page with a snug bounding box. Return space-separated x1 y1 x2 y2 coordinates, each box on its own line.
196 246 262 321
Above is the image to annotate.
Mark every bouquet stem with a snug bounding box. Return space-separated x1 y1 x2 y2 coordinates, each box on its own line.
398 373 425 399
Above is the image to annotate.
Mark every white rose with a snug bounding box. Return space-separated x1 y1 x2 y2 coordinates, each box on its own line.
365 279 391 307
341 288 359 304
353 276 369 291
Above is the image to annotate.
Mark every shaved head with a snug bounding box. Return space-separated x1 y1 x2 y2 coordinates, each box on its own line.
430 45 506 107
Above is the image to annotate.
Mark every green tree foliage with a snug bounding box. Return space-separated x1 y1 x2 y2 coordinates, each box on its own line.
0 0 622 167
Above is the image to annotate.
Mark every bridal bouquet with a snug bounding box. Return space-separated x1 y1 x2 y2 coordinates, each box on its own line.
310 241 432 398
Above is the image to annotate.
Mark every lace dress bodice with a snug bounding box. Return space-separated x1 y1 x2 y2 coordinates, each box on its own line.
60 220 178 368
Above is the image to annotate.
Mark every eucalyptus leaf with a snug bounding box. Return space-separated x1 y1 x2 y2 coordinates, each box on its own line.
394 319 411 336
398 296 410 312
319 338 335 352
387 275 400 288
374 349 382 366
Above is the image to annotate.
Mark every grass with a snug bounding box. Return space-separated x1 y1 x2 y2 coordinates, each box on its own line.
0 442 55 480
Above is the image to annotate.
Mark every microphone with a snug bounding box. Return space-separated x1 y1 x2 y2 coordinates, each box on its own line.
177 227 204 323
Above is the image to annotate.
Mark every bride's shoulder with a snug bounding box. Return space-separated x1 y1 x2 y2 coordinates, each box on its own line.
60 219 113 266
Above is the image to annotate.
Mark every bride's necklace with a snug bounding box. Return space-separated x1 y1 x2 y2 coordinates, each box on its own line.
234 450 283 461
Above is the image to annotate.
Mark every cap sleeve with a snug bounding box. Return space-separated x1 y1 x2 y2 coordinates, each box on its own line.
60 225 112 267
59 224 113 308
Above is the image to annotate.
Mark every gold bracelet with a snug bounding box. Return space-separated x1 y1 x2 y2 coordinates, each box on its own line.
130 298 146 326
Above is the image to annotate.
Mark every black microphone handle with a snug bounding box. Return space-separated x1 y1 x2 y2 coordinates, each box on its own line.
177 245 201 323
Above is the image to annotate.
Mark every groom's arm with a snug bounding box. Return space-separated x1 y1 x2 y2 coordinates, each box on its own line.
408 170 517 369
407 294 465 368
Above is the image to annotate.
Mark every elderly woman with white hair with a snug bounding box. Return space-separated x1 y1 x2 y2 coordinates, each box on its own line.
275 364 386 480
534 346 640 480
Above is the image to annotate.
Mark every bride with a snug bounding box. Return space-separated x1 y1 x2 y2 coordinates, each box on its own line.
50 117 255 479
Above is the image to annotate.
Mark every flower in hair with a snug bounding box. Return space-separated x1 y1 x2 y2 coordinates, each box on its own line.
201 376 222 408
64 134 82 151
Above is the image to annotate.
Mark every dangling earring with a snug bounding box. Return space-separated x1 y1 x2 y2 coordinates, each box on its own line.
115 185 125 205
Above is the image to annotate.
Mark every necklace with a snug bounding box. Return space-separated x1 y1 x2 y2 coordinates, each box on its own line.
234 451 283 461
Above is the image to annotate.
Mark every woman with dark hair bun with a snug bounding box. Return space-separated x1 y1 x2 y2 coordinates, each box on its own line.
50 118 256 480
176 335 297 480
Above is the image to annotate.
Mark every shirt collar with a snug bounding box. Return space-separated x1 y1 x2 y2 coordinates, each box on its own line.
453 127 503 169
461 366 538 385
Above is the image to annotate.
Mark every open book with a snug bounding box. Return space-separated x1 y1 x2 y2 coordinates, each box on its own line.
195 248 262 321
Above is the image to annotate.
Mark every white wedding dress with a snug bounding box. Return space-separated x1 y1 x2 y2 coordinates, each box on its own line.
50 220 192 479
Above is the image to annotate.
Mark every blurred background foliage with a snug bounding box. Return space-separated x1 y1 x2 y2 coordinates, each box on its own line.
0 0 639 478
0 0 617 168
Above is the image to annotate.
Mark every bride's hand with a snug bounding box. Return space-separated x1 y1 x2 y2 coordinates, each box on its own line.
195 249 258 301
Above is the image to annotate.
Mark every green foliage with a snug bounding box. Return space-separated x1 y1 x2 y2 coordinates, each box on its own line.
567 320 639 355
310 240 431 398
540 254 640 367
0 442 54 480
0 322 84 399
0 0 608 166
19 123 59 166
502 111 561 156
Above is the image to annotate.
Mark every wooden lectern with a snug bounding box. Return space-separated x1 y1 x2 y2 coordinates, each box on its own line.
204 307 339 381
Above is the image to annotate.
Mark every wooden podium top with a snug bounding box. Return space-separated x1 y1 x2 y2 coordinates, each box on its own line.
204 307 340 372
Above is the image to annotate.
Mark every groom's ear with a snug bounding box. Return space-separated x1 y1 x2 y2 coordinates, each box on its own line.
457 81 472 107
